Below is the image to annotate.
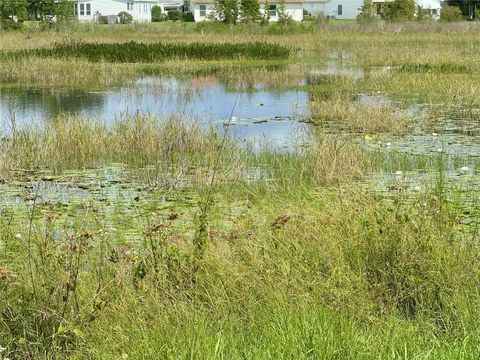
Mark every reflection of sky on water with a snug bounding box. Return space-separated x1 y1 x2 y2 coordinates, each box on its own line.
0 77 309 147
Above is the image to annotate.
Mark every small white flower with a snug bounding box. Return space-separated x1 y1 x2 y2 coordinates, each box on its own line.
14 233 21 239
432 132 438 137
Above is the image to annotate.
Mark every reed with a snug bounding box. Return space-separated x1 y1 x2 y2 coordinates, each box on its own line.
6 41 291 62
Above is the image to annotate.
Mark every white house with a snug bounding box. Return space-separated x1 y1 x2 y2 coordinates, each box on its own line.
190 0 304 22
304 0 442 19
73 0 172 22
304 0 363 19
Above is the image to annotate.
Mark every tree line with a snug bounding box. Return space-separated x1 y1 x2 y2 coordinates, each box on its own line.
0 0 73 28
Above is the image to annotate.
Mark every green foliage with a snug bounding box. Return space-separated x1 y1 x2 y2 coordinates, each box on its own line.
416 6 434 22
240 0 261 23
0 0 28 24
357 0 379 24
97 15 108 24
182 11 194 21
32 0 74 22
117 11 133 24
151 4 162 22
167 9 182 21
8 41 291 63
384 0 415 21
210 0 239 24
0 17 21 29
277 0 292 24
440 5 463 22
261 0 270 24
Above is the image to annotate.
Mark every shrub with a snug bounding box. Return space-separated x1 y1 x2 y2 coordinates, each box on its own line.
117 11 133 24
167 9 182 21
210 0 240 24
357 0 380 24
440 6 463 22
315 11 328 25
182 11 194 22
97 15 108 24
241 0 261 23
384 0 415 21
0 18 22 30
277 0 292 24
151 5 162 22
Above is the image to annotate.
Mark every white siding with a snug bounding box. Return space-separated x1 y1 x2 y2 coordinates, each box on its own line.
260 3 304 21
192 3 215 21
323 0 363 19
303 1 325 16
192 2 303 22
74 0 158 22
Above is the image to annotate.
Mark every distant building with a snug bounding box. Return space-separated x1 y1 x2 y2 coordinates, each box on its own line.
304 0 442 19
72 0 443 23
189 0 304 22
304 0 364 19
73 0 182 22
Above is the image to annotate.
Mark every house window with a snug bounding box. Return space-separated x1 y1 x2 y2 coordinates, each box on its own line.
337 4 342 15
74 3 78 15
80 3 84 15
199 4 206 17
86 3 91 15
269 4 277 17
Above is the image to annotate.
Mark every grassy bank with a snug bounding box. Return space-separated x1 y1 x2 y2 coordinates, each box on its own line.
1 22 480 359
0 111 479 359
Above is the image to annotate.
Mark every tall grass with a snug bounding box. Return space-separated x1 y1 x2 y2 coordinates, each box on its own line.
6 41 291 62
0 114 242 182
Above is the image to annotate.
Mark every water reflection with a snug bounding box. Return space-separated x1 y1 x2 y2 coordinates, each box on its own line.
0 76 309 147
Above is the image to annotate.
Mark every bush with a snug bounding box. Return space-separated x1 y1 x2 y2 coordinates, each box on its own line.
440 6 463 22
0 18 22 30
357 0 380 24
117 11 133 24
384 0 415 21
97 15 108 24
151 5 162 22
315 11 328 25
183 11 195 22
168 9 182 21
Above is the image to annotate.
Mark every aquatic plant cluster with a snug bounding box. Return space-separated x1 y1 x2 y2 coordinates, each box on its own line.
5 41 291 62
2 22 480 359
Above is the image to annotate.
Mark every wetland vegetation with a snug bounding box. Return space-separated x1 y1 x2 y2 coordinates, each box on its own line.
2 21 480 359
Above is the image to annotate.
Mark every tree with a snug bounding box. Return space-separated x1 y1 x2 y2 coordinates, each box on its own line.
416 6 433 22
277 0 291 24
210 0 239 24
384 0 415 21
440 5 463 22
0 0 28 21
118 11 133 24
261 0 270 25
357 0 379 24
151 5 162 22
240 0 261 23
29 0 73 22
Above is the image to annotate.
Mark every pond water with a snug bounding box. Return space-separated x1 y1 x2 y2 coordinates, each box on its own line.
0 76 309 148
